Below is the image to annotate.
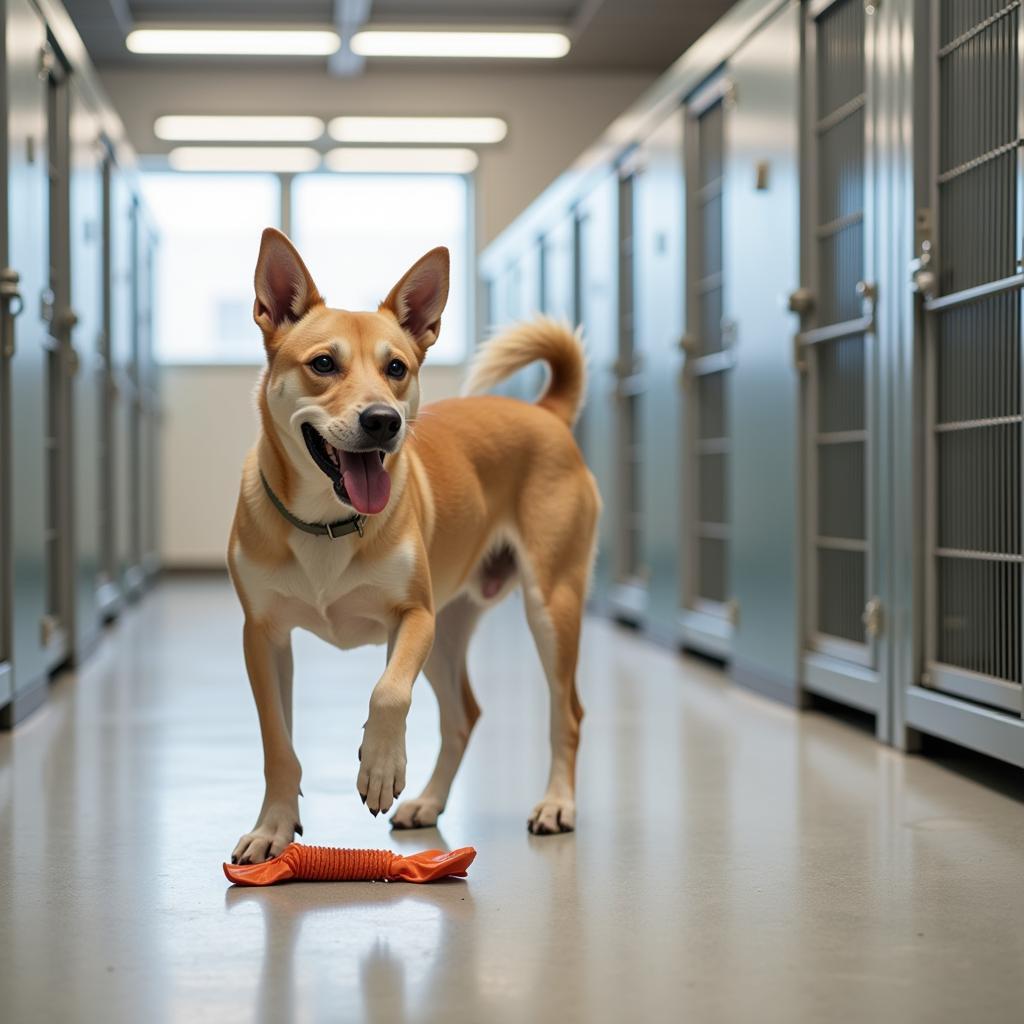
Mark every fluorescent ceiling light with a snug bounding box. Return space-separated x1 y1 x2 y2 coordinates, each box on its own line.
167 147 322 172
155 116 325 141
127 29 340 56
328 116 507 144
325 147 479 174
349 30 570 59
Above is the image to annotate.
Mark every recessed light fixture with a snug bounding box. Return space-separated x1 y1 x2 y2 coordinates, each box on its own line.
349 30 570 60
325 147 479 174
167 147 322 172
127 29 341 56
328 116 507 144
155 116 325 142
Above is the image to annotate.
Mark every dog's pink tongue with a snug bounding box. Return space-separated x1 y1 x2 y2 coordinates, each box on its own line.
338 450 390 515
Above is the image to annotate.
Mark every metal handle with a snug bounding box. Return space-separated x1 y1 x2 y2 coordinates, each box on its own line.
788 288 814 316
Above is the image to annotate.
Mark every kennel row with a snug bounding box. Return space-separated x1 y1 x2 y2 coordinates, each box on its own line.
0 0 159 725
481 0 1024 767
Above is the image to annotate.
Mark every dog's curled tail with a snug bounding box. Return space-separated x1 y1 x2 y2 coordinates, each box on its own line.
461 317 586 427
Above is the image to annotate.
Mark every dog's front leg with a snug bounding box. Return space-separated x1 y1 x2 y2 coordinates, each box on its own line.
232 622 303 863
358 605 434 816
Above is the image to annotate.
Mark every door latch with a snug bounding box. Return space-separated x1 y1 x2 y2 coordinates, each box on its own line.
856 280 878 331
862 596 884 638
910 240 938 299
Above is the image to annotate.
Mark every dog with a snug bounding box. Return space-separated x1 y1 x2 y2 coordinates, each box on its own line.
227 228 599 864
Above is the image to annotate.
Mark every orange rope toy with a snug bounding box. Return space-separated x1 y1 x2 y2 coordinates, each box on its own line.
223 842 476 886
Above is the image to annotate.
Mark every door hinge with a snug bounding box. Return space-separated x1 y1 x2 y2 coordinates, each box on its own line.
1 267 23 358
726 598 740 628
793 333 807 374
862 596 884 638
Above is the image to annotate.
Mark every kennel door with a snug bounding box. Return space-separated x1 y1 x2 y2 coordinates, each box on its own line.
679 75 734 659
576 174 619 612
67 79 107 653
918 0 1024 718
607 163 648 623
2 0 54 722
797 0 885 718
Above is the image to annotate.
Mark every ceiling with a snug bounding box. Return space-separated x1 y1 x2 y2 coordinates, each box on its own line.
63 0 739 73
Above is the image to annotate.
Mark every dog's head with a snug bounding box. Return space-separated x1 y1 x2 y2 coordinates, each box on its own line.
253 228 449 516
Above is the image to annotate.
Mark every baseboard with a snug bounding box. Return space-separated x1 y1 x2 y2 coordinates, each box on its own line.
731 656 803 708
0 673 50 729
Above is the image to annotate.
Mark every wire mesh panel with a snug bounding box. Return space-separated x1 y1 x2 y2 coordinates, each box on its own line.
690 95 731 609
808 0 870 652
925 0 1023 711
616 172 644 583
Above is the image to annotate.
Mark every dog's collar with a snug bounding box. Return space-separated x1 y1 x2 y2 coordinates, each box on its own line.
260 471 365 540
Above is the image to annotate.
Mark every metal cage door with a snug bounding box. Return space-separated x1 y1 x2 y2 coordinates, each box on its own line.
609 164 648 621
2 0 53 722
680 76 735 658
917 0 1024 719
798 0 885 717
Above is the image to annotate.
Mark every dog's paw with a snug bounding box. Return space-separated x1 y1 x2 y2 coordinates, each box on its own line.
357 724 407 816
390 797 443 830
231 809 301 864
528 798 575 835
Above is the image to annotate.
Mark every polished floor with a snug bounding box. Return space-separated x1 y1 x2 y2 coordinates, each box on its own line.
2 577 1024 1023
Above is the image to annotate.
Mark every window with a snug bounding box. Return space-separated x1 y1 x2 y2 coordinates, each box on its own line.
290 174 469 364
140 172 280 363
142 171 471 364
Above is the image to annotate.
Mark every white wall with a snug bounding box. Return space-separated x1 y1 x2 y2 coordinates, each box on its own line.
160 363 465 567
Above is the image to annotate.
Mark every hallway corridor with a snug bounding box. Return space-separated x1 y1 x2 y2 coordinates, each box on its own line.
2 577 1023 1023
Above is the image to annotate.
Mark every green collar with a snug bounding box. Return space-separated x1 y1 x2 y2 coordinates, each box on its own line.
260 471 365 540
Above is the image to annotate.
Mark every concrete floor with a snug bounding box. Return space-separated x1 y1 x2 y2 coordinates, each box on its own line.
2 577 1024 1023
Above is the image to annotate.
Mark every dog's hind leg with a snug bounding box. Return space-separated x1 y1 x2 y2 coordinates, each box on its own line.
391 595 482 829
522 571 586 835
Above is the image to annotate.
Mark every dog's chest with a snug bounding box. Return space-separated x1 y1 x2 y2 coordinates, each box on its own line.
233 536 416 648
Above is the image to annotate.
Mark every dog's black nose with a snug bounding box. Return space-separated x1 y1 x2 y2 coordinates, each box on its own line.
359 404 402 444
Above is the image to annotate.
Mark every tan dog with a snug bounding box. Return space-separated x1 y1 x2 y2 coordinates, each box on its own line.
228 229 598 864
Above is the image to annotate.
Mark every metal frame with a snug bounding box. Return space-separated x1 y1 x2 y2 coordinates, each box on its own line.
96 145 120 619
679 72 735 655
797 0 888 730
608 154 649 620
917 0 1024 725
43 39 72 670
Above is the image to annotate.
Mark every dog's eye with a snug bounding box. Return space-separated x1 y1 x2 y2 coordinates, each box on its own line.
310 354 337 375
385 359 407 380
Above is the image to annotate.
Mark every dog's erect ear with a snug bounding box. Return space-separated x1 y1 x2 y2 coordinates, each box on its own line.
253 228 323 341
380 247 450 356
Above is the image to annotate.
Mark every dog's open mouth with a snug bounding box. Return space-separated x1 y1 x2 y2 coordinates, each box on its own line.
301 424 391 516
